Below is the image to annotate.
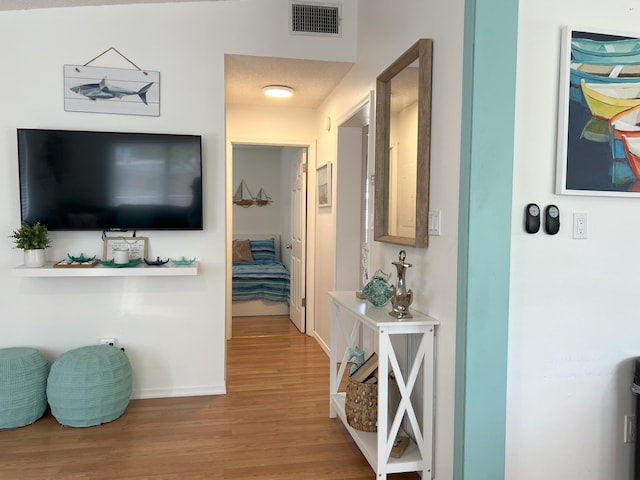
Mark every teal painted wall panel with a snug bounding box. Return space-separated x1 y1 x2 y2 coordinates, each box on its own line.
455 0 519 478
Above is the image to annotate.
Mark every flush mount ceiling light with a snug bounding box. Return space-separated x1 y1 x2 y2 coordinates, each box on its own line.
263 85 294 98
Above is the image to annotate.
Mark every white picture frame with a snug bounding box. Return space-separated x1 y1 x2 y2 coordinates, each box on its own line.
103 236 148 261
317 162 332 207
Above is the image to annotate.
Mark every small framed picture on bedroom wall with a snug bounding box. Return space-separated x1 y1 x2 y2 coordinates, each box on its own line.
317 162 332 207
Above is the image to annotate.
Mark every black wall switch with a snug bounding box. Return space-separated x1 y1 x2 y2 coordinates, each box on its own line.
524 203 540 234
544 205 560 235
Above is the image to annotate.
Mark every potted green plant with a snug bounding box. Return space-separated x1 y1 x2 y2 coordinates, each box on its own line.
10 222 51 267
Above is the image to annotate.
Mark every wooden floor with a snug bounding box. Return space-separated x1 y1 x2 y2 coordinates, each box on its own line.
0 317 420 479
231 315 300 337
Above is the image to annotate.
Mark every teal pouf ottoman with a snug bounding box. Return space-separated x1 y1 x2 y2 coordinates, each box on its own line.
47 345 132 427
0 347 50 429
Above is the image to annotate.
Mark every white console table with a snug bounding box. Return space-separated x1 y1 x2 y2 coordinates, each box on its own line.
329 291 438 480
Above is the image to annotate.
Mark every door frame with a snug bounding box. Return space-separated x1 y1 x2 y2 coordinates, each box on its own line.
334 92 375 292
225 138 316 341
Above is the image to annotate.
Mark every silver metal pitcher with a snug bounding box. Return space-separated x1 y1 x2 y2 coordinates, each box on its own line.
388 250 413 319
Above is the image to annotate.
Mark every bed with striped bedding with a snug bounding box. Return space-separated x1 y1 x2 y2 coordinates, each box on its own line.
232 238 290 304
232 261 290 303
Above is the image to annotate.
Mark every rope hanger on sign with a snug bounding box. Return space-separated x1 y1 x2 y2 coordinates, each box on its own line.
75 47 148 75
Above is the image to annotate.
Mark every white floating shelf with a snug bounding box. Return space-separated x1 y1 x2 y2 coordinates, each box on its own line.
12 262 199 277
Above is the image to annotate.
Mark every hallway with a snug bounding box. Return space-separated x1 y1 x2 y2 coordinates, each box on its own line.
226 316 420 478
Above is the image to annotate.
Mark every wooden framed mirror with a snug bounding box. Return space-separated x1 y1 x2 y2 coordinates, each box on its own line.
374 38 433 248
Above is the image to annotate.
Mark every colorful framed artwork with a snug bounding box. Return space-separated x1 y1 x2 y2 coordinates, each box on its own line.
556 26 640 197
317 162 332 207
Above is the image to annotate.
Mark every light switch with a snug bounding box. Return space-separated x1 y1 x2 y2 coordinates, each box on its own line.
428 210 441 236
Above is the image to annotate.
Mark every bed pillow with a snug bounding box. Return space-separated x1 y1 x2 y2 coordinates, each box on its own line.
250 238 276 262
232 239 254 262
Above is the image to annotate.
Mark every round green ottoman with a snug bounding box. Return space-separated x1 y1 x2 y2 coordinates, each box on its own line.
0 347 50 429
47 345 132 427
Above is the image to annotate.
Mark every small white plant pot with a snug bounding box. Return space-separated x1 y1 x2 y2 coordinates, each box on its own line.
24 249 45 268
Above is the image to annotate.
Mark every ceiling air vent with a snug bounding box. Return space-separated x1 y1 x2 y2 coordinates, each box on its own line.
290 2 341 37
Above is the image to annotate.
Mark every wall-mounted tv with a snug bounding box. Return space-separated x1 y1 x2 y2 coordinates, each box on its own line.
17 128 203 231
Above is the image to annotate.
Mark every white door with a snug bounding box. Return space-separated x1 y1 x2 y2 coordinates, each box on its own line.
289 148 307 332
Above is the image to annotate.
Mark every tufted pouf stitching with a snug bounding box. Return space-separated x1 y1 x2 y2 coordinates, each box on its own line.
47 345 132 427
0 347 50 429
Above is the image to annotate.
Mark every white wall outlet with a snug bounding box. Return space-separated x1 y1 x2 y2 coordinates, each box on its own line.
572 213 587 239
428 210 441 236
99 338 116 347
625 414 636 443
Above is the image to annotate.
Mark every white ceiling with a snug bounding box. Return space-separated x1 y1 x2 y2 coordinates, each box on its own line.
225 55 354 108
1 0 354 108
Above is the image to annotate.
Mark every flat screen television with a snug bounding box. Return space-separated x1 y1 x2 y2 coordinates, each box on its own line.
17 128 203 231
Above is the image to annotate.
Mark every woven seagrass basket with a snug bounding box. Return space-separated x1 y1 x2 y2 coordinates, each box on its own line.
345 375 377 432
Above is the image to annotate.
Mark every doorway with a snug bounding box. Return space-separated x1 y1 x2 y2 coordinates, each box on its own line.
226 141 310 339
335 93 374 292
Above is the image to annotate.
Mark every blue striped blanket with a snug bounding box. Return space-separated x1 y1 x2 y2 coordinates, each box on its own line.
232 261 290 303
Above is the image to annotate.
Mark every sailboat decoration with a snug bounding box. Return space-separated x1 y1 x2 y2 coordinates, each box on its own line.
254 187 272 206
233 179 254 207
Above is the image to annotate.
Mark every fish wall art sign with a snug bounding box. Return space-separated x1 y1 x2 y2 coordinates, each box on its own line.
64 65 160 116
556 26 640 197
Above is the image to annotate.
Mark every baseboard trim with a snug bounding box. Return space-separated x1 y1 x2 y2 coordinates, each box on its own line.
131 384 226 400
313 331 330 356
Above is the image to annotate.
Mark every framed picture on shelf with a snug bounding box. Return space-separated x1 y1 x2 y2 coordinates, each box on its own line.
556 26 640 197
103 236 148 261
317 162 332 207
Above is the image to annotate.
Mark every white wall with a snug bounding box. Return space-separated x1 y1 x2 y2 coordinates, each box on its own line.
232 146 284 235
231 145 296 267
506 2 640 479
0 0 357 399
0 3 227 399
316 1 465 478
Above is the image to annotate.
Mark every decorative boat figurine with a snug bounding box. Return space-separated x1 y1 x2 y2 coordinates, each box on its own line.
571 37 640 65
67 253 96 263
171 257 196 266
144 256 170 266
580 80 640 119
100 258 142 268
254 188 272 206
233 179 254 207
